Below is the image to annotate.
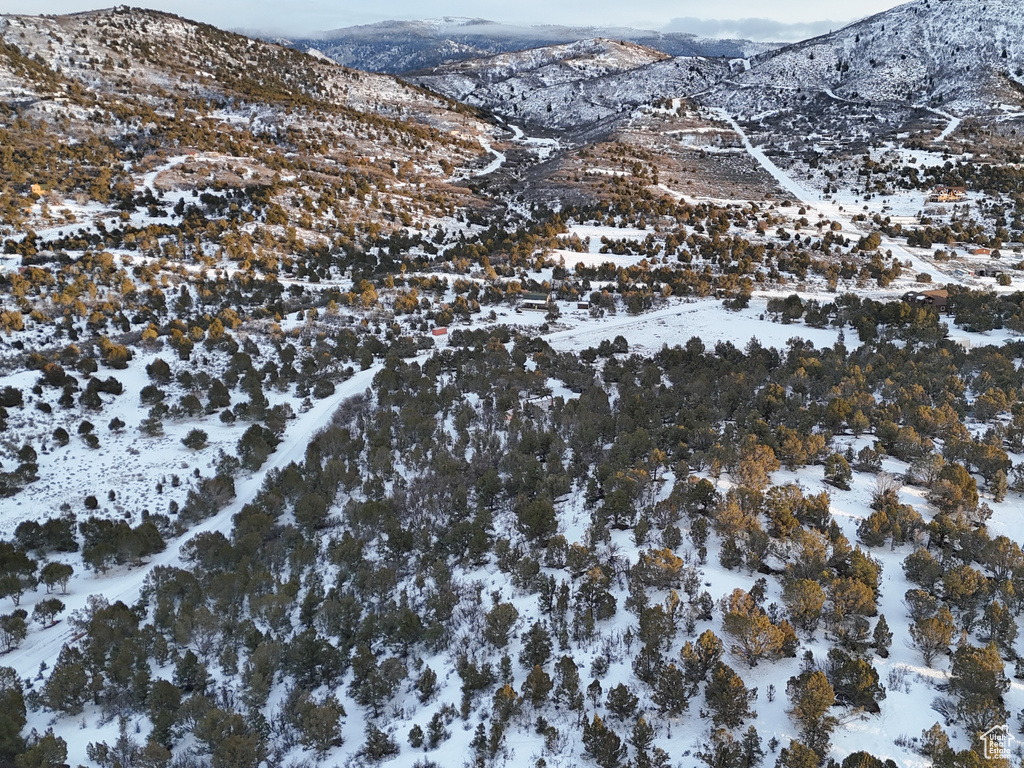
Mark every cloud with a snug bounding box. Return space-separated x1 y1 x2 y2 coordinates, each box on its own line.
664 16 845 42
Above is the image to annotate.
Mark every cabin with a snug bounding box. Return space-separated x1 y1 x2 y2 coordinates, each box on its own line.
974 268 1004 278
928 186 967 203
903 288 948 313
431 327 448 337
520 292 552 311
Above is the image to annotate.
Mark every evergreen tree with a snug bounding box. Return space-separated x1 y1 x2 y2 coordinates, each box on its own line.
775 739 819 768
15 729 66 768
521 665 553 707
825 649 886 712
948 641 1009 733
787 670 837 759
39 562 72 594
652 662 689 717
783 579 826 635
605 683 638 720
909 606 955 667
872 614 892 658
361 724 399 761
706 662 756 728
519 621 553 669
681 629 724 688
0 667 25 768
554 655 583 710
582 714 625 768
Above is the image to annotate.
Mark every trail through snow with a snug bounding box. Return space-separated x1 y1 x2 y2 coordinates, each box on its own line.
474 136 506 176
5 363 383 686
927 107 962 143
715 108 971 287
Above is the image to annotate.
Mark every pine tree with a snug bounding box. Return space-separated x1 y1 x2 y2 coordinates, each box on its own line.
681 629 723 688
519 621 553 669
39 562 73 594
783 579 826 635
16 729 67 768
825 649 886 712
605 683 639 720
909 606 955 667
775 739 820 768
629 715 655 756
361 724 399 761
407 724 424 749
872 614 892 658
787 670 837 759
483 602 519 648
721 589 785 666
992 469 1008 502
0 667 25 767
948 641 1009 733
582 714 625 768
740 725 765 768
554 655 583 710
652 662 688 717
706 662 756 728
521 665 553 707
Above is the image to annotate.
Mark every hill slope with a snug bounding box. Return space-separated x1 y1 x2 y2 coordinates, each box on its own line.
412 38 727 133
724 0 1024 113
289 17 772 74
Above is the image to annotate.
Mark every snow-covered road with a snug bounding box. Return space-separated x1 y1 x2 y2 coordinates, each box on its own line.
5 363 384 688
716 109 970 287
474 136 506 176
926 107 962 143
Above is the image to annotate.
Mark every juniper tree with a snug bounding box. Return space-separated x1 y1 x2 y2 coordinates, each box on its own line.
872 614 892 658
787 670 837 759
582 714 625 768
948 641 1009 733
706 662 757 728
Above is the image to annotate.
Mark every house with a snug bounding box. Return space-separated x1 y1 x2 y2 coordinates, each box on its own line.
431 327 448 336
928 185 967 203
903 288 948 312
520 292 552 311
970 247 991 256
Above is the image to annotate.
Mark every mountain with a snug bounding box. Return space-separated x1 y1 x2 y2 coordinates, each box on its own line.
721 0 1024 113
0 7 505 245
286 17 774 74
3 8 1024 768
410 38 728 134
406 0 1024 147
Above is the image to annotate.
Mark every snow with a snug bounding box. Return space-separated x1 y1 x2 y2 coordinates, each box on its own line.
473 136 506 176
543 297 843 356
9 361 384 767
928 108 963 144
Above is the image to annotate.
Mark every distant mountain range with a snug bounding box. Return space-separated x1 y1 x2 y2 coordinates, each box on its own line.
714 0 1024 113
403 0 1024 136
282 17 776 74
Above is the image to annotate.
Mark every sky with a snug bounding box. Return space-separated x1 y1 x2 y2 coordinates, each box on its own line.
6 0 908 40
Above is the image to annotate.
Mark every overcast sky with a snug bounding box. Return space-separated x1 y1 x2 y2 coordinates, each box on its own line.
6 0 908 39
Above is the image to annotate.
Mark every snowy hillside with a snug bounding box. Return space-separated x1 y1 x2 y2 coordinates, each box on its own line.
724 0 1024 114
413 40 727 133
2 5 1024 768
288 17 772 74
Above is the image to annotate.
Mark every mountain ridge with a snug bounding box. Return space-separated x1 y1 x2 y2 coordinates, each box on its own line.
282 17 774 74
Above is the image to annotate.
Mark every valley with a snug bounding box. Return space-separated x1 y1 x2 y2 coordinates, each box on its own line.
0 2 1022 768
